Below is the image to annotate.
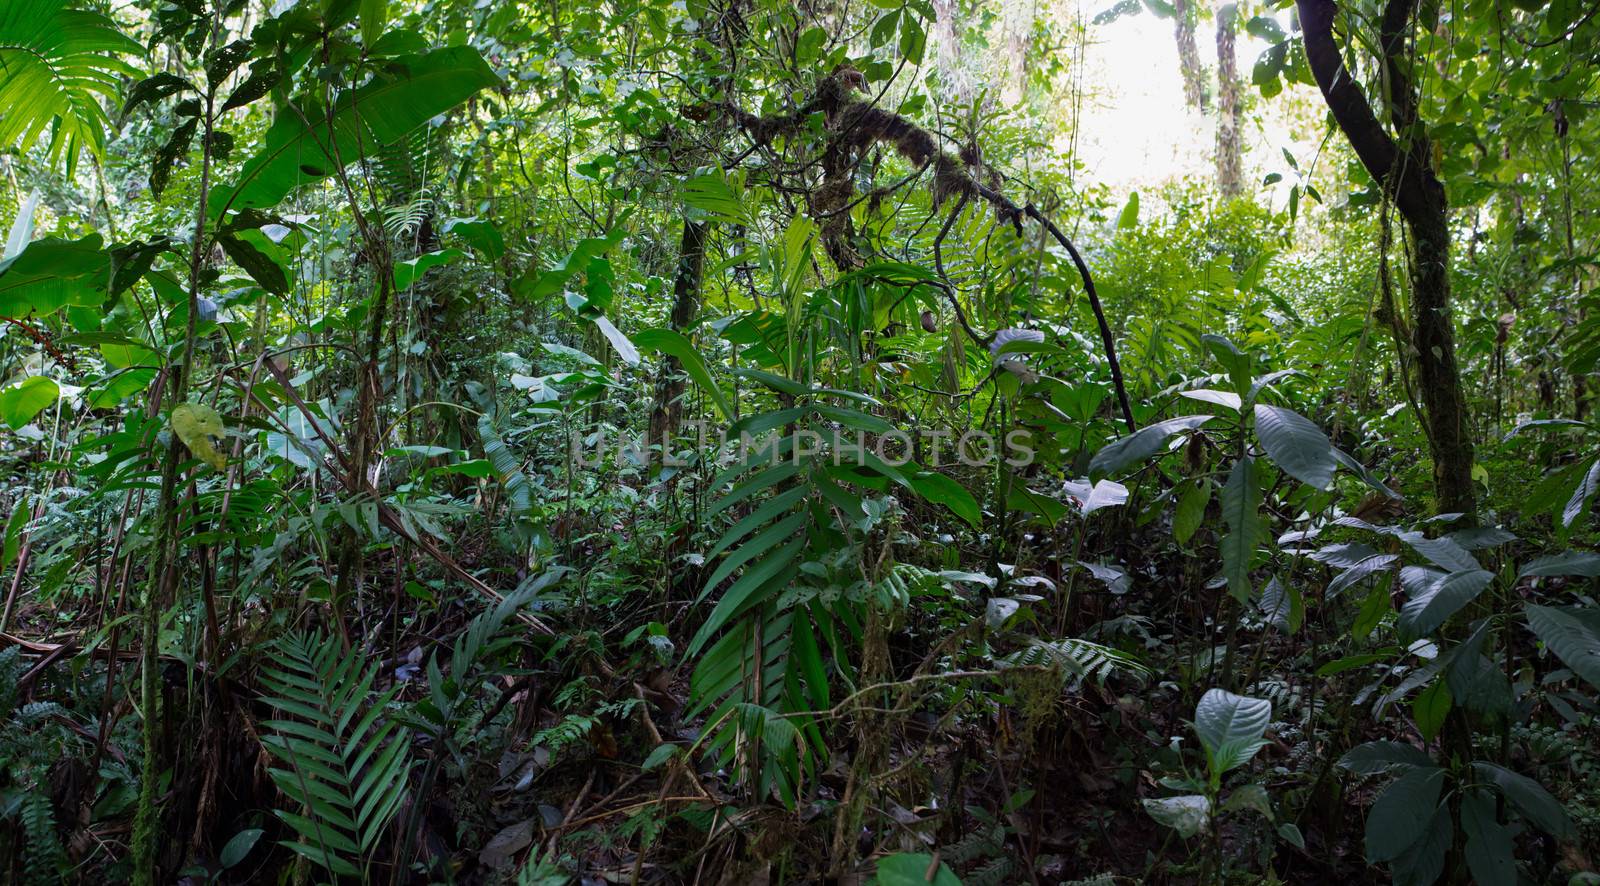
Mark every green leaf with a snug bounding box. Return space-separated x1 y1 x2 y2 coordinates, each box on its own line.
1397 569 1493 637
515 229 625 303
874 852 962 886
1471 762 1574 838
209 47 501 217
219 828 264 869
1221 456 1264 602
1117 191 1140 231
1087 415 1212 478
633 327 731 420
1364 765 1445 863
219 230 291 294
0 234 110 318
360 0 387 45
1194 688 1271 777
1338 741 1434 775
1525 603 1600 690
1460 792 1516 886
392 248 464 290
1174 477 1210 544
1520 550 1600 578
907 471 981 528
1253 404 1334 489
1412 679 1451 741
0 376 58 429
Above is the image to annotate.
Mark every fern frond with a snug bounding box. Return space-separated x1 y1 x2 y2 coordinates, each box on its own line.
258 631 411 879
1005 638 1149 686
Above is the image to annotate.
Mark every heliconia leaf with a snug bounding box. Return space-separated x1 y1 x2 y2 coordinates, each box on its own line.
1253 404 1334 489
0 376 59 430
209 47 501 218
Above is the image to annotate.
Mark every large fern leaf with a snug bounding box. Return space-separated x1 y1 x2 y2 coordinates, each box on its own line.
258 632 412 879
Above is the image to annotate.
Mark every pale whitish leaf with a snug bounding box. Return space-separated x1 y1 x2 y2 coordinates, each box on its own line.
1364 765 1445 862
1079 561 1130 595
1310 542 1381 569
989 326 1045 355
1180 388 1242 411
1525 604 1600 690
1254 404 1334 488
1564 459 1600 527
593 315 639 365
1062 478 1128 516
1194 688 1271 775
1395 531 1481 572
1143 795 1210 837
1257 577 1302 634
986 597 1021 629
1327 553 1398 597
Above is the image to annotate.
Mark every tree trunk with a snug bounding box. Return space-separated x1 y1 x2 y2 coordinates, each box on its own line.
1215 3 1243 198
649 219 709 450
1297 0 1477 517
1173 0 1208 111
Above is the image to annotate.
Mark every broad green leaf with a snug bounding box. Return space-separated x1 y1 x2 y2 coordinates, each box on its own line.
171 403 228 470
1174 477 1210 544
1460 792 1516 886
1520 550 1600 578
209 47 501 218
1397 569 1493 636
1087 415 1212 478
1338 741 1434 775
1411 679 1451 741
1253 404 1334 489
1471 762 1574 838
392 248 464 289
0 234 110 318
1364 765 1445 863
635 325 733 418
1221 456 1264 602
0 376 58 429
907 471 981 528
1194 688 1271 776
1524 604 1600 690
873 852 962 886
516 229 626 303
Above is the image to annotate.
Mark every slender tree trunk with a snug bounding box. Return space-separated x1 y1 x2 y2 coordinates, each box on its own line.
649 219 709 450
1297 0 1477 517
1173 0 1208 111
1215 3 1243 198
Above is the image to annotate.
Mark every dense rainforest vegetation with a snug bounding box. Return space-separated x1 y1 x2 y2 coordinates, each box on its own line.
2 0 1600 882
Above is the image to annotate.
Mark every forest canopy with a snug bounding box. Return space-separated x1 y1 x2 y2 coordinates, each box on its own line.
1 0 1599 883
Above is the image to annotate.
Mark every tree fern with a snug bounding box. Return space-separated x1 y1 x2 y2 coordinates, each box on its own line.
257 632 411 880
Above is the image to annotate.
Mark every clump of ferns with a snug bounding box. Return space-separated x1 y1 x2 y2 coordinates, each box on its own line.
0 648 75 884
1000 638 1151 748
